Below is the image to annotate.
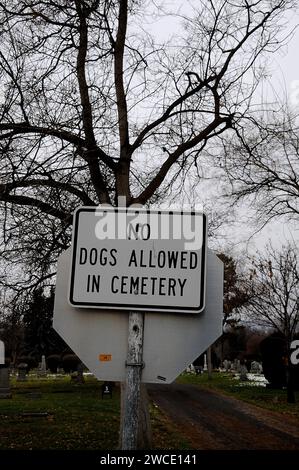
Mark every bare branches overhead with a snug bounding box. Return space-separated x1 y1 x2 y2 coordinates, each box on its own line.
221 110 299 225
244 243 299 342
0 0 296 290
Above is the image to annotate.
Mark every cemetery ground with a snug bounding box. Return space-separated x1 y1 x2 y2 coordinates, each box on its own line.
0 375 189 450
178 372 299 416
0 373 298 450
148 373 299 450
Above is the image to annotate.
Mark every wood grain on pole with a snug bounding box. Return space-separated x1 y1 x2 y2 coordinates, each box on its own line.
121 311 144 450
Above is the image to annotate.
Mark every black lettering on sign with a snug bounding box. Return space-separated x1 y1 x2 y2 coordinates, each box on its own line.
127 223 139 240
158 251 166 268
99 248 108 265
87 275 101 292
167 251 179 268
190 252 198 269
180 251 187 269
140 250 146 267
141 277 148 295
110 249 117 266
159 277 166 296
79 248 87 264
111 276 119 293
150 277 157 295
121 276 128 294
80 248 118 266
128 223 151 240
89 248 98 265
178 278 187 296
128 250 138 267
149 250 156 268
141 223 151 240
168 278 176 296
130 277 139 294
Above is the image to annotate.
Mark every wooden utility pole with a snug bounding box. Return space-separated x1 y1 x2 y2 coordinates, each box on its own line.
120 312 145 450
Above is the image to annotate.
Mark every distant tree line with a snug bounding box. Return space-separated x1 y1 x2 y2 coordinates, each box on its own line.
0 287 81 372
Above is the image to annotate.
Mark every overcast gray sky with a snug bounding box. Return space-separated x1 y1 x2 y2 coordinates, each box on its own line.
146 1 299 255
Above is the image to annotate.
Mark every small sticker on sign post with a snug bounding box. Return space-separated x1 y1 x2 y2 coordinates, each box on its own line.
99 354 112 362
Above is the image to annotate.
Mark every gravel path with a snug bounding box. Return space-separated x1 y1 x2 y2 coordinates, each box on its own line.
148 383 299 450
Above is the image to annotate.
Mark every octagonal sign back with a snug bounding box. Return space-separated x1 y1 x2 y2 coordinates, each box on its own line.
53 248 223 384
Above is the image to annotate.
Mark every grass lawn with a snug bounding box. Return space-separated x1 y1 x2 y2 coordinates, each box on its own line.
2 372 297 450
0 375 190 450
177 371 299 417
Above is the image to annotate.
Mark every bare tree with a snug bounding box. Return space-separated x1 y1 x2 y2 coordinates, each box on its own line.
0 0 296 288
220 108 299 228
0 0 297 447
212 252 251 365
244 244 299 402
217 253 250 327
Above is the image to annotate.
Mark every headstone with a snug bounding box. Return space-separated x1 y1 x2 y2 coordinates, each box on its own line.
186 363 195 374
70 372 77 383
0 366 12 399
17 363 28 382
240 364 248 381
77 363 85 384
194 365 203 375
223 359 231 371
101 382 113 399
37 355 47 377
233 359 241 373
70 363 85 384
203 354 208 371
41 355 47 373
250 361 262 374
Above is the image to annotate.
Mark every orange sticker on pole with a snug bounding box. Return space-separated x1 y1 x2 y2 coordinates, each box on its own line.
99 354 112 362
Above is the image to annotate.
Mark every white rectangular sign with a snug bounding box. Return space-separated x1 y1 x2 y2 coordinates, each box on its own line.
69 207 207 313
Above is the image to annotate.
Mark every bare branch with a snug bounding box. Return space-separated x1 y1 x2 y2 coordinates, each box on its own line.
133 116 229 204
0 192 71 223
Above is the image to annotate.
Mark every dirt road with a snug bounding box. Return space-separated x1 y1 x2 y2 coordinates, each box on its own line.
148 383 299 450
